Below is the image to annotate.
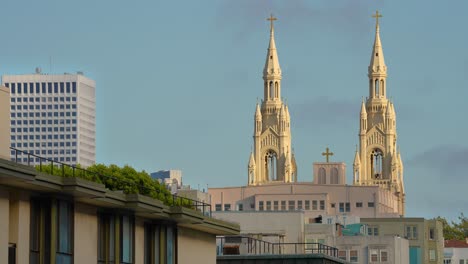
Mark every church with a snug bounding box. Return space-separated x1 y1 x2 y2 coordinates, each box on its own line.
209 12 405 220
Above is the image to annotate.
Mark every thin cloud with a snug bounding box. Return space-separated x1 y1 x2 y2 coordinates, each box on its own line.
215 0 376 41
291 96 358 127
407 145 468 182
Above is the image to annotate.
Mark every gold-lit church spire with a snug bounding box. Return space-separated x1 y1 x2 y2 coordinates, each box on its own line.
249 15 296 185
354 11 405 216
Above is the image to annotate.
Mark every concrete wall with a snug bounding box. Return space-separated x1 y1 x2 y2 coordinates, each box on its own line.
0 86 9 159
134 217 145 264
213 211 304 251
0 187 9 264
74 203 98 263
178 227 216 264
209 183 401 218
8 191 30 264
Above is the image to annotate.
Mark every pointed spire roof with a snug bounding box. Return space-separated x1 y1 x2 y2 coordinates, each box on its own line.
249 152 256 167
353 148 361 165
360 100 367 117
369 11 387 76
391 102 396 116
386 100 392 116
279 104 286 119
255 103 262 119
263 14 282 78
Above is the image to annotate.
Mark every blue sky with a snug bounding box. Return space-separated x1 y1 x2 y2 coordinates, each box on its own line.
1 0 467 221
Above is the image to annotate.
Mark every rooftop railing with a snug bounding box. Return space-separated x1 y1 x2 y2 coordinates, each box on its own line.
9 147 212 216
216 236 338 258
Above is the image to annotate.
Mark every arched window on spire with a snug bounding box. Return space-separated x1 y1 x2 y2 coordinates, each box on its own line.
269 81 274 100
265 150 277 181
318 168 326 184
375 79 380 97
380 80 385 97
331 168 339 184
274 82 279 100
370 148 383 179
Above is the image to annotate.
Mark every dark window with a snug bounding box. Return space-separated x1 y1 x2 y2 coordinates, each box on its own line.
30 83 34 93
31 199 72 264
11 83 16 94
368 202 375 208
60 82 64 93
66 82 71 93
72 82 76 93
48 83 52 93
36 83 40 93
17 83 22 94
144 224 176 264
54 83 58 93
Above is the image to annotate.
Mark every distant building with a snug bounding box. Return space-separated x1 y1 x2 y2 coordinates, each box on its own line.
151 170 182 190
361 217 444 264
0 86 9 159
444 239 468 264
3 72 96 167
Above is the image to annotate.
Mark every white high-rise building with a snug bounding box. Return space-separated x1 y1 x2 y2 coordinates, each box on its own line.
3 71 96 167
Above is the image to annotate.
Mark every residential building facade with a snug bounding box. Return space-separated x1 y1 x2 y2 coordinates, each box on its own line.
0 158 239 264
3 72 96 167
360 217 443 264
444 239 468 264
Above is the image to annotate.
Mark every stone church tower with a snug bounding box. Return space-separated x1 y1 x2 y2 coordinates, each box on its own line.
353 12 405 215
248 16 297 186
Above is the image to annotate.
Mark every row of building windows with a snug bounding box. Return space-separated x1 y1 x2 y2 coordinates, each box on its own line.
330 202 375 211
10 118 77 126
366 225 420 240
16 156 77 163
11 134 77 142
258 200 326 211
12 126 77 133
11 119 77 126
6 82 77 94
12 149 77 155
11 111 77 118
11 104 77 110
30 198 176 264
11 97 77 103
11 133 77 140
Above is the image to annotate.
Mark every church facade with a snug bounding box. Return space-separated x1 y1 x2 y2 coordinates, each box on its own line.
211 14 405 221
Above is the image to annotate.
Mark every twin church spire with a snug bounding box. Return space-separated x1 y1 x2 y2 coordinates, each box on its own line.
354 11 405 216
247 12 405 215
249 15 296 186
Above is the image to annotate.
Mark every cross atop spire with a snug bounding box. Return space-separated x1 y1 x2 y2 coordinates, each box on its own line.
372 10 382 30
267 14 277 32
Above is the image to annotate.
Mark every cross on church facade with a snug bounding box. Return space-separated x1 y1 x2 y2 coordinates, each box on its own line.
267 14 277 31
372 10 383 27
322 147 334 163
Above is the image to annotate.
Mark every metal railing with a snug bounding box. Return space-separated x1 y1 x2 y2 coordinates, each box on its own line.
216 236 338 258
9 147 212 216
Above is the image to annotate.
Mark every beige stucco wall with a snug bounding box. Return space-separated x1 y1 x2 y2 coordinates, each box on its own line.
74 203 98 263
134 217 145 264
209 183 400 219
0 86 10 159
178 227 216 264
8 191 30 264
0 187 10 263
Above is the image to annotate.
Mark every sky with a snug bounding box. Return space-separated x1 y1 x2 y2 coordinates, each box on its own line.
1 0 467 222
